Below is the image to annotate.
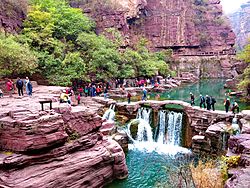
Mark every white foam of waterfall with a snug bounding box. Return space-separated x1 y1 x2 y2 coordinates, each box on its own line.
232 116 240 135
102 104 116 122
166 112 183 146
136 119 153 142
126 108 190 155
156 110 167 144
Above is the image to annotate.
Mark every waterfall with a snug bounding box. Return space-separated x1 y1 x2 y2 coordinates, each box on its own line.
102 104 115 122
156 110 167 144
132 107 153 142
232 116 240 135
166 112 183 146
126 107 189 155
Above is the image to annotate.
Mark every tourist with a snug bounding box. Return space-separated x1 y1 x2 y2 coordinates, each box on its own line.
150 78 155 87
78 87 83 97
27 81 33 96
224 98 230 113
157 77 160 84
190 92 195 106
6 79 13 97
70 90 77 105
142 88 147 101
16 77 24 96
104 87 108 99
96 86 101 96
24 77 30 95
199 94 206 109
60 90 70 104
206 95 211 110
77 94 81 105
0 89 3 98
231 101 239 114
84 85 88 97
127 91 131 104
211 96 216 111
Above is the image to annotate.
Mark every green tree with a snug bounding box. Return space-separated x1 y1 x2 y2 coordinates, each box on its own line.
0 34 37 77
77 32 121 80
20 0 95 84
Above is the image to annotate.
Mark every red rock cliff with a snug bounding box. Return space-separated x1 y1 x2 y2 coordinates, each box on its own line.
70 0 236 56
0 0 27 33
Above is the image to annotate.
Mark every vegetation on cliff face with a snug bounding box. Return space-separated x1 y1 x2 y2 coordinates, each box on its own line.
0 34 37 77
0 0 172 85
238 41 250 94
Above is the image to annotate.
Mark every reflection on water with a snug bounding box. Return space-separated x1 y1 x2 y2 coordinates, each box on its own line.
150 79 250 111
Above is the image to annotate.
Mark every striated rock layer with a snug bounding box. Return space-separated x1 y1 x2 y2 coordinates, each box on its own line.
0 102 128 188
70 0 235 55
69 0 239 78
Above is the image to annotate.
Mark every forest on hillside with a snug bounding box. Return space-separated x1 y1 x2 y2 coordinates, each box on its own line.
0 0 173 86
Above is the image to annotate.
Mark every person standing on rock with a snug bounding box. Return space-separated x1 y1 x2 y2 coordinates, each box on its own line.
142 88 147 101
27 81 33 96
190 92 195 106
6 79 13 97
199 94 206 109
206 95 211 110
211 96 216 111
127 91 131 104
77 93 81 105
104 87 108 99
224 98 230 113
24 77 30 95
231 101 239 114
16 77 24 96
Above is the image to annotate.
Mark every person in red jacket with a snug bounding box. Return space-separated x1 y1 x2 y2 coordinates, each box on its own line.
6 79 13 97
127 92 131 104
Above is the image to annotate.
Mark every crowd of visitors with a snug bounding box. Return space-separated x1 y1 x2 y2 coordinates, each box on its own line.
191 93 217 111
1 77 242 114
190 93 240 113
1 77 33 98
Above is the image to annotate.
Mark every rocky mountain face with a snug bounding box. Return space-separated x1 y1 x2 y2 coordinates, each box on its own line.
0 0 243 78
0 0 27 33
229 1 250 50
70 0 235 56
69 0 241 78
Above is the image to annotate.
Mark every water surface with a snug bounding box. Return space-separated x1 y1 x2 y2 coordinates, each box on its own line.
105 148 190 188
150 79 249 111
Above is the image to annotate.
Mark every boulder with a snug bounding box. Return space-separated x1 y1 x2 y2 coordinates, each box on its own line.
0 112 68 152
0 137 128 188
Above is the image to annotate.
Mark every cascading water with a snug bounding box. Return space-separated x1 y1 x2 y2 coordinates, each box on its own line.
166 111 183 146
102 104 115 122
126 108 190 155
156 110 167 144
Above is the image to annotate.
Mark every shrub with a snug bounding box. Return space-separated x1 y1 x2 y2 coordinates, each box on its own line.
190 160 224 188
0 34 37 77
